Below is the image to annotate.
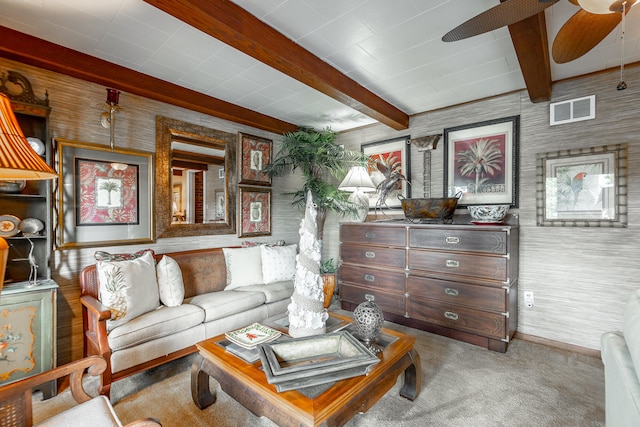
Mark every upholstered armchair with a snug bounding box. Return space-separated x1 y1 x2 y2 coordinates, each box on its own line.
0 355 160 427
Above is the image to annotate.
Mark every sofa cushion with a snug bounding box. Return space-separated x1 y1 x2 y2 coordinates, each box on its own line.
189 290 266 322
222 246 263 290
234 280 294 303
623 289 640 380
108 304 205 351
156 255 185 307
260 244 297 284
97 251 160 329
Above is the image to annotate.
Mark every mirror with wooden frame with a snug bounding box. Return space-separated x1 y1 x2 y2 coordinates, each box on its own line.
155 116 236 238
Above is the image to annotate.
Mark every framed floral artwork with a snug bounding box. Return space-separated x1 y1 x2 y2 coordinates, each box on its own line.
239 186 271 237
76 158 139 225
239 133 272 186
56 138 155 248
443 116 519 207
362 136 411 209
536 143 627 227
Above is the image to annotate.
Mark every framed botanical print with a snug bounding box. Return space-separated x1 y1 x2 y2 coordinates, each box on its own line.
239 133 272 186
443 116 519 207
239 186 271 237
75 157 139 225
56 138 155 248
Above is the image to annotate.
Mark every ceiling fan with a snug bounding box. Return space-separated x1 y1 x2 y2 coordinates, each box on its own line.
442 0 636 64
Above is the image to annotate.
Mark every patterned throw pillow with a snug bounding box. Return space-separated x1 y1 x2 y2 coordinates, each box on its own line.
222 246 263 290
94 248 156 262
156 255 185 307
260 244 297 284
97 251 160 328
242 240 286 248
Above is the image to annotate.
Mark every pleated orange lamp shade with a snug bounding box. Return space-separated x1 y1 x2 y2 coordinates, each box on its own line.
0 92 57 293
0 92 57 180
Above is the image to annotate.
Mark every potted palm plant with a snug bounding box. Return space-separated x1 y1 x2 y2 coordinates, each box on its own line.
264 127 369 241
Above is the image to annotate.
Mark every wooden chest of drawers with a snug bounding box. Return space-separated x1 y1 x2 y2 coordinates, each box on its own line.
339 221 518 353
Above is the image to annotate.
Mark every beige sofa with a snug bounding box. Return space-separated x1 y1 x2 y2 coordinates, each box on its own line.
80 245 296 398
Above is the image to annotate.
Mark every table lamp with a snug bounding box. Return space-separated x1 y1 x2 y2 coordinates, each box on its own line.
339 166 376 222
0 92 57 293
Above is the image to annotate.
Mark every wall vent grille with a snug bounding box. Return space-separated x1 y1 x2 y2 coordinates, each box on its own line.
550 95 595 126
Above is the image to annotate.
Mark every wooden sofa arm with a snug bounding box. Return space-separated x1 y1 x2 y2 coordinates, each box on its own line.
80 294 111 320
80 295 112 362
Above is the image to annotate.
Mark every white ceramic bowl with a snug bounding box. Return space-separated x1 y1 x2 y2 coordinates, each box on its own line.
0 180 26 193
467 205 510 222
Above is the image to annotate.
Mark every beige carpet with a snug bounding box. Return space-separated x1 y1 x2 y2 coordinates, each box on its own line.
33 319 605 426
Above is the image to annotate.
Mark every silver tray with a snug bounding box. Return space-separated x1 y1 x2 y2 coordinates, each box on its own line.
258 331 379 389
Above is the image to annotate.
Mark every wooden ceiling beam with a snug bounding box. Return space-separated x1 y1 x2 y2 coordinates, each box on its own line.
143 0 410 130
0 26 297 135
507 10 553 102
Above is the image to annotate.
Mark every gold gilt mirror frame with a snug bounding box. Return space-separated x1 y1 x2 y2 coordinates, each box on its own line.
155 116 237 238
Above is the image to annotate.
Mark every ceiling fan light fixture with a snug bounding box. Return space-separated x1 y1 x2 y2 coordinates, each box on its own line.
577 0 616 13
578 0 636 13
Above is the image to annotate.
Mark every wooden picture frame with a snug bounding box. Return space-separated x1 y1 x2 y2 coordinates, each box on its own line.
238 186 271 237
536 143 627 227
362 136 411 209
443 116 519 207
239 133 272 186
56 138 155 248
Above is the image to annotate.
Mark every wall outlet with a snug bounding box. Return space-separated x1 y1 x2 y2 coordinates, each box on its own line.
524 291 534 308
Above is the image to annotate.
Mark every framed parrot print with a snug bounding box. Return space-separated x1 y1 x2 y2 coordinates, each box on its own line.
361 136 411 209
536 143 627 227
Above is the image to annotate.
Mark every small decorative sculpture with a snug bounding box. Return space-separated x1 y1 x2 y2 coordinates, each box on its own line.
353 295 384 353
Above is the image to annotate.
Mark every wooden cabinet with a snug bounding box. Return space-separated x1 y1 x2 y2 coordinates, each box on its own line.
0 280 57 397
0 71 54 285
339 220 519 353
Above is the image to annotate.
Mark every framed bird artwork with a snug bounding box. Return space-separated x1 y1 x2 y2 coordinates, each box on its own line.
361 136 411 210
536 143 627 228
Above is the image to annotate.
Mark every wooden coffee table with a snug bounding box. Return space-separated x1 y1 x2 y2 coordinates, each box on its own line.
190 313 421 427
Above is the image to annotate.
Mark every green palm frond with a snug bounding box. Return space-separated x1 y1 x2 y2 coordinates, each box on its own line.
264 127 369 239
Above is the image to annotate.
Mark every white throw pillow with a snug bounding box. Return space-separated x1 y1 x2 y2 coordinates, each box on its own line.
97 251 160 328
156 255 185 307
222 246 263 290
260 244 297 284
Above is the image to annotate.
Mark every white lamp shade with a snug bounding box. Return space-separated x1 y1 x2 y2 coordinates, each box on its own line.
339 166 376 193
0 93 57 180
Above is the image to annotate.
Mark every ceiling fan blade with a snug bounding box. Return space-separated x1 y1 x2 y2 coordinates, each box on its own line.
552 8 627 63
442 0 559 42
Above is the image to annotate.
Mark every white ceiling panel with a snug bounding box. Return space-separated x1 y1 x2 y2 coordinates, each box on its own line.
1 0 639 132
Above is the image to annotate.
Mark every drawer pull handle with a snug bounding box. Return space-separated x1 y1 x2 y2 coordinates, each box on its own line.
365 232 376 239
444 288 459 296
445 236 460 244
445 259 460 268
365 251 376 258
444 311 459 321
364 274 375 282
